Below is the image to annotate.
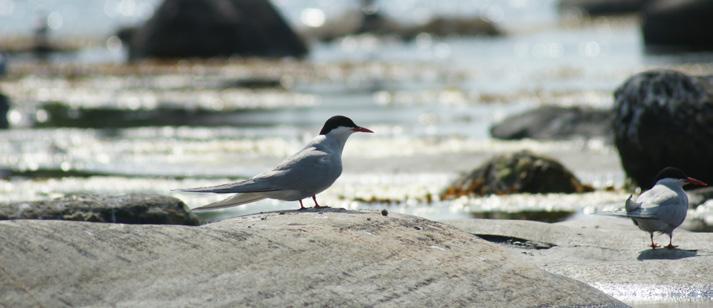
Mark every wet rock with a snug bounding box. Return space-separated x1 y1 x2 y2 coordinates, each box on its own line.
613 70 713 189
471 210 575 223
0 193 199 226
0 92 9 129
642 0 713 51
0 211 622 307
303 12 501 41
489 105 612 141
447 216 713 305
125 0 308 61
557 0 650 16
398 16 502 39
441 150 592 199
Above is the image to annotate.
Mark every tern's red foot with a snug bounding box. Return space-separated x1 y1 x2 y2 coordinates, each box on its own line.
311 195 323 208
650 243 660 249
299 200 306 210
666 244 677 249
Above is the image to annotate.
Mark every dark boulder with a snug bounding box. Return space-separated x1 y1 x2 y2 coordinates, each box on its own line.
557 0 650 16
642 0 713 51
0 193 200 225
613 70 713 189
125 0 308 61
490 105 612 141
441 150 592 199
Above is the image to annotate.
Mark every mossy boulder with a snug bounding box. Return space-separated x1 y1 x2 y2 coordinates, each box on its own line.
442 150 592 199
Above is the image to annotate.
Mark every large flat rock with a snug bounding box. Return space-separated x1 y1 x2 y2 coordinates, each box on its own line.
447 216 713 305
0 209 622 307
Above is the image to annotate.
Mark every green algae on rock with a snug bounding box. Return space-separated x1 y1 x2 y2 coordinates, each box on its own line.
441 150 593 199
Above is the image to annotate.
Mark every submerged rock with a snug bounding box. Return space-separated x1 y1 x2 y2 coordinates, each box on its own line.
613 70 713 189
0 193 199 226
0 210 622 307
489 105 612 141
557 0 650 16
642 0 713 51
124 0 308 61
448 216 713 305
441 150 592 199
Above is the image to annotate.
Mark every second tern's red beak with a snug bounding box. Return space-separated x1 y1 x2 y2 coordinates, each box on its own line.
352 126 373 133
686 177 708 186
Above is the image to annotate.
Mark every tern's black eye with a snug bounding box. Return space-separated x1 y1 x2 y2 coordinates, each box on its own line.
320 115 357 135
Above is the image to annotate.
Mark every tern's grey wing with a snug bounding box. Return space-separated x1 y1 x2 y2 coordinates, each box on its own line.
636 184 679 210
253 146 339 192
179 140 339 195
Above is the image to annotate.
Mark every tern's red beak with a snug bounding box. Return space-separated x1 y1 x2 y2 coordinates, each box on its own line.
686 177 708 187
352 127 373 133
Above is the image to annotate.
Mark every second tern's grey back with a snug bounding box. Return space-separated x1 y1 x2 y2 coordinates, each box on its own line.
629 182 688 233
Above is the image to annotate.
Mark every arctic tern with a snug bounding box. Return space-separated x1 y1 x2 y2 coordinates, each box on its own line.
605 167 707 249
177 115 373 211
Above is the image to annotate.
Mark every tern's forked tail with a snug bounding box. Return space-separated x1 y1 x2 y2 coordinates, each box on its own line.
191 193 266 212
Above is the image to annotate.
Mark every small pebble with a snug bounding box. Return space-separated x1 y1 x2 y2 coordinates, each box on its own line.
261 217 267 221
366 217 372 221
381 209 389 216
414 226 422 231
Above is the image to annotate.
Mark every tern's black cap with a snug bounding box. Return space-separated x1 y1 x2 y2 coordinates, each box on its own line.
320 115 358 135
654 167 688 180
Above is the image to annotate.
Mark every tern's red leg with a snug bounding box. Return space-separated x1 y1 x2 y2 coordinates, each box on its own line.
649 233 659 249
299 200 306 210
666 234 677 249
312 195 323 208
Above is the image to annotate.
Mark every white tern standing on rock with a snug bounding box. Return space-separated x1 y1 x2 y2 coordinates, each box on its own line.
606 167 707 249
177 115 373 211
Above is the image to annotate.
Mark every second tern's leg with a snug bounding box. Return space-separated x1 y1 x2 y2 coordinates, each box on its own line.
649 233 660 249
312 195 324 208
665 232 677 249
299 199 306 210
